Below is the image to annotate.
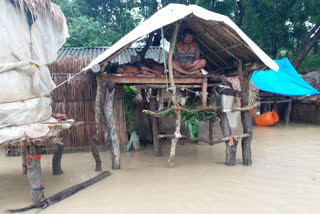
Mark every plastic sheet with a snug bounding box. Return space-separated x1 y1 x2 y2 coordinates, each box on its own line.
0 1 69 143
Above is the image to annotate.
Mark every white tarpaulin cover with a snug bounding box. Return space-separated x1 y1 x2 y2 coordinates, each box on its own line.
0 1 69 143
85 4 279 72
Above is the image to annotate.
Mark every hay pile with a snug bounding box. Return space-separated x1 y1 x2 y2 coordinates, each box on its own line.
10 0 65 31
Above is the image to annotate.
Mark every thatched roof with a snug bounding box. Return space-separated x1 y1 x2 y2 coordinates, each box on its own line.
85 4 279 75
9 0 65 30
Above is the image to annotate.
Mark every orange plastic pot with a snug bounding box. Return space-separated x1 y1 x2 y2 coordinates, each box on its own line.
254 110 279 126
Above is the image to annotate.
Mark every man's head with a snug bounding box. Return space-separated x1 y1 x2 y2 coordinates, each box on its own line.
182 28 194 44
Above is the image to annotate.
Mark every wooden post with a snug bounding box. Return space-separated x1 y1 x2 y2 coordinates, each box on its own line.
103 82 120 170
21 144 27 175
218 113 238 165
150 89 161 156
92 75 103 171
238 60 253 166
208 94 214 142
52 143 64 175
202 81 208 107
113 85 129 152
284 98 292 124
26 144 44 203
167 22 181 168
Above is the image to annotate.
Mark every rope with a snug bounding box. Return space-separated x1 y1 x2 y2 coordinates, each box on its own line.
31 186 45 191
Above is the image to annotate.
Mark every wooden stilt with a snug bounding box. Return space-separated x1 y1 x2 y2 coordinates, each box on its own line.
238 60 253 166
103 82 120 170
92 75 103 171
26 144 44 203
167 22 181 168
284 98 292 124
21 144 27 175
150 89 161 156
208 96 215 142
52 144 64 175
113 85 128 152
218 113 238 165
202 81 208 107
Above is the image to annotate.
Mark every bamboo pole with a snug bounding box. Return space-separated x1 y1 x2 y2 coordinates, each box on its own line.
167 22 181 168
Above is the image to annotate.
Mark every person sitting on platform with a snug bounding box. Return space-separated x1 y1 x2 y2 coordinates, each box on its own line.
172 28 206 76
144 58 165 74
109 62 161 76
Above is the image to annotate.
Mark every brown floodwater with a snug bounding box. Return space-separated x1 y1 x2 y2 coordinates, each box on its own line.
1 123 320 214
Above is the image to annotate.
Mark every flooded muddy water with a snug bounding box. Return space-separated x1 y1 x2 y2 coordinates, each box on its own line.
1 123 320 214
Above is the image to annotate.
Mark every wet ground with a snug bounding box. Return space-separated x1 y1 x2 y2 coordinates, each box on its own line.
1 123 320 214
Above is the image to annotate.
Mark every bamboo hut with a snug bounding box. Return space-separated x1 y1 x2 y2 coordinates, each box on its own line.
0 0 69 203
49 47 167 148
83 4 279 170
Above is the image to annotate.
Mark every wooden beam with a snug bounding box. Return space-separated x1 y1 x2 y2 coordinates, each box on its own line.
221 26 252 52
197 25 239 60
195 37 229 67
158 133 249 145
101 75 208 84
260 99 292 104
212 43 243 54
134 83 222 89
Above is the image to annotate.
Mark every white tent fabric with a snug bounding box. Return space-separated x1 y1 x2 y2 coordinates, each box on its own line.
0 1 69 143
84 4 279 72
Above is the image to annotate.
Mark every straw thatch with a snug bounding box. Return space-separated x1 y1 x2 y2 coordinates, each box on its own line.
161 18 264 75
49 57 105 147
227 77 259 106
10 0 65 31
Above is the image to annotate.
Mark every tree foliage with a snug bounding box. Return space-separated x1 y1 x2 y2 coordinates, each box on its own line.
52 0 320 70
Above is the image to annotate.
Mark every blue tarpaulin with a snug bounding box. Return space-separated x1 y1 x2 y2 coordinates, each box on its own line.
251 58 319 96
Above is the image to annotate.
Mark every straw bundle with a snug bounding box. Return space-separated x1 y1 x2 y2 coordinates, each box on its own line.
49 57 105 147
226 76 259 106
10 0 65 31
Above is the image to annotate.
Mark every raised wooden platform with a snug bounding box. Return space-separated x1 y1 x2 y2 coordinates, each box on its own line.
100 74 209 106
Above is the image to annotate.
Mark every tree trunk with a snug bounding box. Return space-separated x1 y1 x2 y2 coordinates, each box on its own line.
27 145 44 203
113 85 128 152
238 60 252 166
293 22 320 70
103 82 120 170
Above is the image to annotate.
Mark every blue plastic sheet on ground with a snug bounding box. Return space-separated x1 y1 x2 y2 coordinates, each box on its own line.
251 58 319 96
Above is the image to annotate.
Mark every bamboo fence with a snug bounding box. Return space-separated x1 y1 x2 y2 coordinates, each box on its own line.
49 57 105 147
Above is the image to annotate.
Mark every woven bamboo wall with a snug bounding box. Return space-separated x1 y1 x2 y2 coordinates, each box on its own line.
49 57 105 147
